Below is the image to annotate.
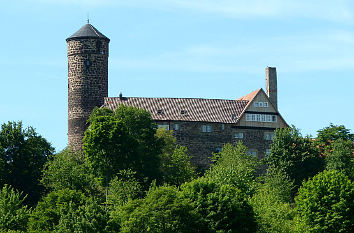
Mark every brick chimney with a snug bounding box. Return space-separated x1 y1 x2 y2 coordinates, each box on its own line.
265 67 277 110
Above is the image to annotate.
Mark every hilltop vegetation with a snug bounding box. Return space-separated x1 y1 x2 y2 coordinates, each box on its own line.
0 106 353 232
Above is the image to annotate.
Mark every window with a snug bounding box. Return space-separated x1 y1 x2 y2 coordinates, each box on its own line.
202 125 212 133
261 115 266 122
265 149 271 155
247 150 257 156
266 115 272 122
181 110 187 115
157 109 163 114
158 124 169 130
215 147 222 152
246 113 277 122
254 102 269 107
264 132 274 140
221 124 225 130
174 123 180 131
234 132 244 139
272 115 277 122
246 114 251 121
256 114 261 122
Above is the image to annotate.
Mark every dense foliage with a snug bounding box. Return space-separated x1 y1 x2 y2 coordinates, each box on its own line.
83 106 163 188
0 116 353 232
266 126 325 188
0 185 30 232
0 121 54 205
296 170 354 232
206 142 259 195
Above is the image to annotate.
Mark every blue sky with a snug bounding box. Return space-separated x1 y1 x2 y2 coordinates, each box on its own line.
1 0 353 152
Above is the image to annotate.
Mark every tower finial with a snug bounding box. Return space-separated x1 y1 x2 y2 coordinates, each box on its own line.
87 13 90 24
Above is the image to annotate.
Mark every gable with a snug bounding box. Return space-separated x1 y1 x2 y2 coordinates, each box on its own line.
236 89 288 128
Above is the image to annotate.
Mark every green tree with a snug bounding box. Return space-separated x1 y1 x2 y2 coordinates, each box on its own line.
108 169 142 207
206 142 259 195
250 169 296 233
83 106 162 188
156 128 196 185
0 185 30 232
54 198 108 233
317 123 354 144
325 139 354 178
295 170 354 233
267 126 324 188
108 185 205 233
0 146 5 186
41 148 102 197
181 177 257 233
28 189 87 232
0 121 54 205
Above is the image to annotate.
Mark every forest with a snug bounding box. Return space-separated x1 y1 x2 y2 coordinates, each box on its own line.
0 105 353 233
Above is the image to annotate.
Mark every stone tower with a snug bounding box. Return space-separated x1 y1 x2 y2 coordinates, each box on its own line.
66 22 110 150
265 67 277 110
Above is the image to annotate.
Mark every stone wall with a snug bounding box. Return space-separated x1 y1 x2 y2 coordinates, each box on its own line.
156 120 275 169
67 38 109 150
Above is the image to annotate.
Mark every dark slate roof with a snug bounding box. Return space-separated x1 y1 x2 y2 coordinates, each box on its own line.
103 97 249 123
66 24 110 41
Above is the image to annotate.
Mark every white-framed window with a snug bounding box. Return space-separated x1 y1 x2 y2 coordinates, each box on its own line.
246 114 251 121
254 101 269 108
261 115 266 122
256 114 261 122
234 132 244 139
202 125 212 133
272 115 277 122
246 113 278 123
265 149 271 155
264 132 274 140
266 115 272 122
174 123 180 131
158 124 169 130
221 124 225 130
247 150 257 156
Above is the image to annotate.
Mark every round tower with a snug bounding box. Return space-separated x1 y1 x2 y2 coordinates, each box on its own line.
66 22 110 150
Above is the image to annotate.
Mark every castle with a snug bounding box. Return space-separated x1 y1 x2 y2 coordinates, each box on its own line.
67 23 288 168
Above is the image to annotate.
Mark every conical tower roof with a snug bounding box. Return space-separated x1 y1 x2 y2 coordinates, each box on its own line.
66 23 110 42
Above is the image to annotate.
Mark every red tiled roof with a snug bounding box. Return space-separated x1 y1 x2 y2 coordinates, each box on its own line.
237 88 262 101
103 97 249 123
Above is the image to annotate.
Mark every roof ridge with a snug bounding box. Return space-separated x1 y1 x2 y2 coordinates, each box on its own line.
106 96 249 102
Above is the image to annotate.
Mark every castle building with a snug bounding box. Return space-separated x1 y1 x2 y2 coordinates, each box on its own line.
67 23 288 168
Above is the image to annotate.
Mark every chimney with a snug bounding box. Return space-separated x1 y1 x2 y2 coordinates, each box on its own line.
265 67 277 110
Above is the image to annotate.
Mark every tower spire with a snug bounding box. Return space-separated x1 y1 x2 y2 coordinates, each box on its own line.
87 13 90 24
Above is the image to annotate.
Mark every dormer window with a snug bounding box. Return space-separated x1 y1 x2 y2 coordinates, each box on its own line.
181 110 187 115
157 109 163 114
